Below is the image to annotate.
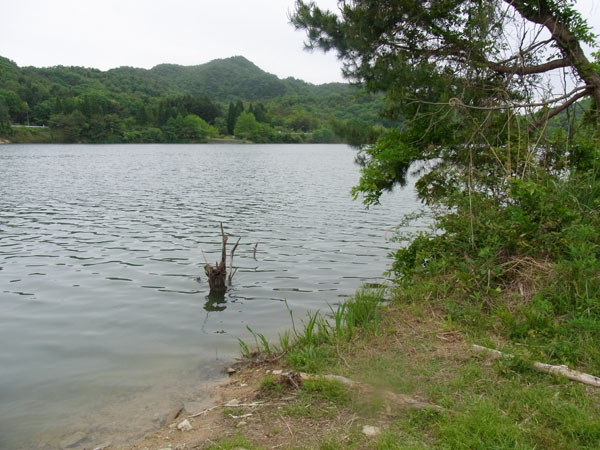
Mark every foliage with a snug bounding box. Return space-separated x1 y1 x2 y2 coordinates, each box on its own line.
234 111 276 142
292 1 600 371
292 0 600 203
162 114 217 143
0 54 390 144
0 99 11 135
391 163 600 369
226 100 244 135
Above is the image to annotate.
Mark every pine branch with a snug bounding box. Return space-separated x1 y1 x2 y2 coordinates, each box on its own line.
488 57 570 75
528 88 590 130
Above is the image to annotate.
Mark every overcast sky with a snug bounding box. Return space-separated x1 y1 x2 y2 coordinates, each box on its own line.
1 0 599 86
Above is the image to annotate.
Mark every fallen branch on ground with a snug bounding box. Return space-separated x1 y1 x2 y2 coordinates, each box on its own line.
190 399 266 418
472 344 600 388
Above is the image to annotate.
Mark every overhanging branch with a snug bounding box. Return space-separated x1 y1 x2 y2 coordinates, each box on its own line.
529 88 590 130
488 57 570 75
406 85 590 111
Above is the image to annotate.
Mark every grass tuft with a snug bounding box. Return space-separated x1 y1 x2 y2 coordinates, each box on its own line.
238 288 385 373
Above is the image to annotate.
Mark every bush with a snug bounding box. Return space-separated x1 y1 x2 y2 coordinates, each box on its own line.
393 166 600 369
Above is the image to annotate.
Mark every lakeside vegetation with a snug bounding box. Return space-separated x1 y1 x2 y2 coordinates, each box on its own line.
287 0 600 374
0 55 393 144
189 1 600 448
213 287 599 449
3 0 599 447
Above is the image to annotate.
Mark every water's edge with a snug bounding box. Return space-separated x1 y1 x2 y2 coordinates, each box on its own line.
0 144 420 449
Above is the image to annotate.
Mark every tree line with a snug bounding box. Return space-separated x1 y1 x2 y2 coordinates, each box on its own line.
0 55 393 144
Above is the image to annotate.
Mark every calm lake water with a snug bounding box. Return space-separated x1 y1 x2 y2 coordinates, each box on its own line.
0 144 419 449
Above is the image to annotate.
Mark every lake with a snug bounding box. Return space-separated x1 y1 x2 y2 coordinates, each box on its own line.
0 144 419 449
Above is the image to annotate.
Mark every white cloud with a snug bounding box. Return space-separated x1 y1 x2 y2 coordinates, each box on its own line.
0 0 344 84
1 0 598 85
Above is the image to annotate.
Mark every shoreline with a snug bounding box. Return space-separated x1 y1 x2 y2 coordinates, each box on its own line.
108 293 600 450
35 360 238 450
27 289 600 450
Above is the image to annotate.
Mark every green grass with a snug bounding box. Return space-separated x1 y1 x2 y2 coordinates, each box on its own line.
205 433 261 449
300 378 352 404
234 276 600 449
238 287 385 373
8 126 57 143
258 374 285 396
350 303 600 449
279 377 352 420
292 299 600 449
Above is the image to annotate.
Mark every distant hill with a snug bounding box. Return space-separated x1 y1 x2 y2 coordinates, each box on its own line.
145 56 288 101
0 55 394 144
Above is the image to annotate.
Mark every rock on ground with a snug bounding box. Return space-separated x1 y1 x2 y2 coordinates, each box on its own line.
177 419 193 432
362 425 381 437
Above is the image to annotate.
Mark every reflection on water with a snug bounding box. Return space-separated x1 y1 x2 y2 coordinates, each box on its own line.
204 291 227 312
0 144 421 449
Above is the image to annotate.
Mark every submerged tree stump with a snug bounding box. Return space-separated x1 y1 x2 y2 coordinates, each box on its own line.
204 224 228 294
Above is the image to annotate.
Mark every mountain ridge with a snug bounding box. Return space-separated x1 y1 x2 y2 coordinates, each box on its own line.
2 54 348 101
0 53 390 144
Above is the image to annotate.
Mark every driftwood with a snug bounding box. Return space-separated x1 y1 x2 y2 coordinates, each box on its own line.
472 344 600 387
190 399 266 418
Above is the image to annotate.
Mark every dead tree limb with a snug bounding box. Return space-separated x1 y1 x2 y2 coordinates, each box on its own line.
473 344 600 388
204 223 228 293
228 237 241 285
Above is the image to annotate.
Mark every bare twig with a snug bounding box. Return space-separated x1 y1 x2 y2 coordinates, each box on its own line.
190 400 267 418
228 413 253 419
228 237 241 285
279 414 294 439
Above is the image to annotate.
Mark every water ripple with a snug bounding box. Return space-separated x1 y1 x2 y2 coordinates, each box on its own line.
0 143 424 450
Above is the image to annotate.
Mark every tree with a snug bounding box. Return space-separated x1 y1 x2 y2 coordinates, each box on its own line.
0 99 11 136
234 111 261 140
234 111 276 142
312 127 337 143
0 89 29 123
249 102 268 122
291 0 600 205
162 114 217 142
226 100 244 135
49 110 87 142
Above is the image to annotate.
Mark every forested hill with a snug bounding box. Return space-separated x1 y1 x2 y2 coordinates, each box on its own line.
143 56 287 101
0 55 392 144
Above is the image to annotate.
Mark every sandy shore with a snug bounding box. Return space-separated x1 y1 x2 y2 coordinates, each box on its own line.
111 359 275 450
